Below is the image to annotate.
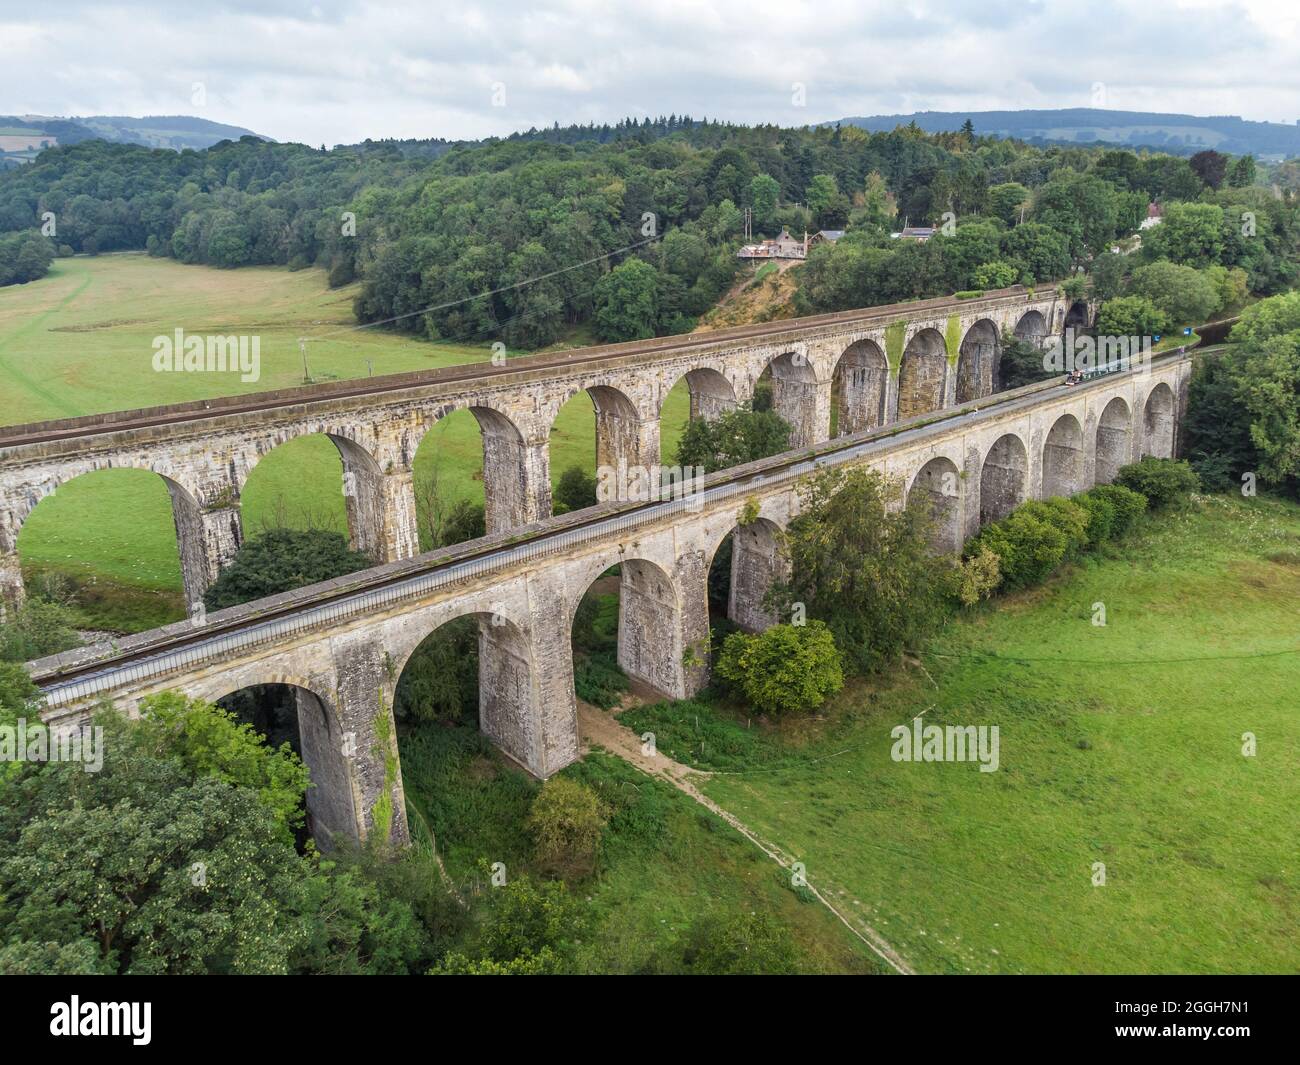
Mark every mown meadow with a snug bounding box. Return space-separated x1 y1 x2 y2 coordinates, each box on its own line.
622 494 1300 973
1 255 691 629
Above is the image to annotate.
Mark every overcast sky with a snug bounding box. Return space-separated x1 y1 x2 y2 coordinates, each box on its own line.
3 0 1299 145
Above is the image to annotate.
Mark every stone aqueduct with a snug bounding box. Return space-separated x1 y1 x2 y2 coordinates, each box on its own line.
0 285 1069 615
19 320 1191 846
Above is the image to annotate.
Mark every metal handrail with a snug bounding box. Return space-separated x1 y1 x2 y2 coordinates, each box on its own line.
35 351 1189 709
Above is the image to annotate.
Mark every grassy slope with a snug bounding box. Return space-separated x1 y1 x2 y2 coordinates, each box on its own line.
396 723 884 974
627 495 1300 974
0 253 490 420
3 256 690 627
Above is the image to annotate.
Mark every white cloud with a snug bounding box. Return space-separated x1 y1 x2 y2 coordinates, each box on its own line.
0 0 1296 145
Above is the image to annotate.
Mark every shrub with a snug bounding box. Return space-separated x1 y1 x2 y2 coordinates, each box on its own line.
527 777 607 879
469 874 580 969
554 466 597 513
775 467 954 676
135 691 311 842
715 621 844 716
679 911 798 975
0 232 54 286
674 404 792 474
974 259 1018 288
432 872 581 973
291 860 434 975
968 484 1150 595
0 598 82 663
997 334 1056 390
0 939 107 975
1087 483 1148 537
394 617 479 724
435 500 486 547
1032 497 1091 558
573 651 628 710
1115 457 1201 509
1096 294 1171 338
203 528 372 610
617 699 781 772
572 592 619 653
967 508 1068 590
1073 490 1117 544
952 545 1002 606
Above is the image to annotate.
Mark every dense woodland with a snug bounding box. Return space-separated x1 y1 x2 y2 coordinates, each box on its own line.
1 120 1295 349
3 115 1298 515
3 115 1300 977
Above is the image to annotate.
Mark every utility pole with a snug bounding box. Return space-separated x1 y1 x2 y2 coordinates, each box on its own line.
743 205 752 242
298 337 312 384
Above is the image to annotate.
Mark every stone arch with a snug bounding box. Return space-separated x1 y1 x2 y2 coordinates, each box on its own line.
661 365 738 424
238 429 388 557
833 339 889 435
1142 382 1176 458
329 432 389 560
760 349 823 448
469 404 549 529
393 608 539 782
897 328 948 418
707 516 788 632
1094 396 1132 485
980 433 1028 524
957 319 1000 403
550 382 654 492
570 554 685 700
1042 413 1085 497
1014 309 1049 347
209 679 357 845
908 456 964 554
411 401 546 539
13 464 211 620
1065 300 1090 330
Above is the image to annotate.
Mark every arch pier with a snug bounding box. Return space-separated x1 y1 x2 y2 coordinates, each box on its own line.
1094 397 1132 485
216 682 357 845
26 355 1191 845
0 286 1071 619
723 517 789 632
833 340 890 436
1041 414 1086 498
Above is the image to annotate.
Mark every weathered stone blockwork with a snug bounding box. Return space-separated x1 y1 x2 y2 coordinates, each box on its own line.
26 354 1188 847
0 287 1069 619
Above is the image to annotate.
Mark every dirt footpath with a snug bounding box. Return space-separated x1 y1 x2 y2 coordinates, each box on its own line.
576 701 915 975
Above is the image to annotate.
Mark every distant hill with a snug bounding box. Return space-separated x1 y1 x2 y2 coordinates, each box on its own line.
0 114 269 168
829 108 1300 159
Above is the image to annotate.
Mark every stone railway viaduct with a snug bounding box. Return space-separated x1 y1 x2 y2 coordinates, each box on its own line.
0 283 1077 616
21 333 1190 848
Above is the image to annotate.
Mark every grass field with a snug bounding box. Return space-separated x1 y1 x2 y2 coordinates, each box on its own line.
396 722 884 974
2 255 690 629
623 495 1300 974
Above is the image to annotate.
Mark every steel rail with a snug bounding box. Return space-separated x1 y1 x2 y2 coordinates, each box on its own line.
33 349 1188 708
0 283 1054 448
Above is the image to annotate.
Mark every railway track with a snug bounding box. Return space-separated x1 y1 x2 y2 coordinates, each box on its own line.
0 282 1049 449
29 347 1190 703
